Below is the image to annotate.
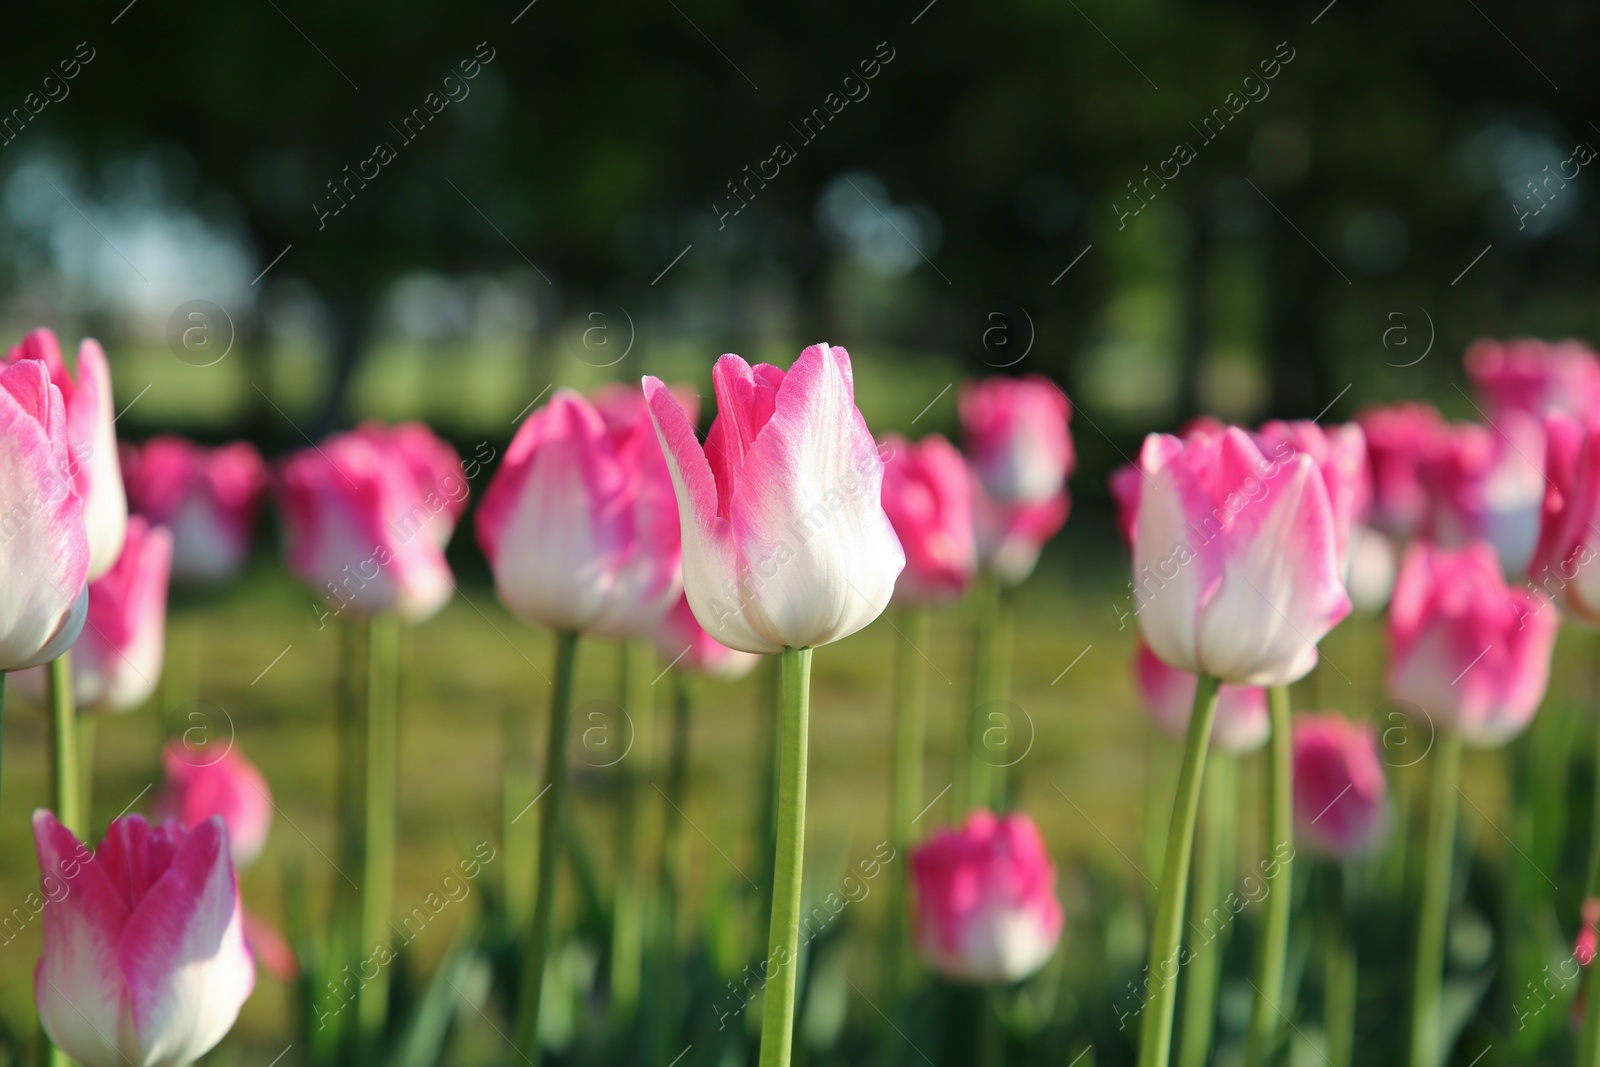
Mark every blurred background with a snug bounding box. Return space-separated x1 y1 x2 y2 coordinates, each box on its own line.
0 0 1595 1063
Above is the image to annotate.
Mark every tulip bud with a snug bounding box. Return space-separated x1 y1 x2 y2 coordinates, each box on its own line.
910 810 1063 983
644 344 904 653
122 436 267 581
1420 416 1546 578
33 811 254 1067
1388 541 1556 747
880 433 977 603
155 740 273 867
1292 713 1387 857
1134 641 1268 754
958 375 1074 505
1356 402 1449 540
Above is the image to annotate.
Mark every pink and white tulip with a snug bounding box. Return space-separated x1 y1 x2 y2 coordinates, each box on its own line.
1529 412 1600 624
1420 416 1546 578
478 387 681 637
1133 427 1351 687
644 344 904 653
973 490 1068 587
276 429 455 623
33 811 254 1067
6 329 125 579
121 436 267 581
650 592 761 680
1109 418 1223 550
1465 337 1600 421
1134 641 1269 754
958 375 1075 505
909 810 1063 983
880 434 976 603
155 740 273 867
1253 420 1370 566
1292 713 1387 857
1388 541 1556 747
350 421 468 547
0 358 89 670
1356 403 1448 540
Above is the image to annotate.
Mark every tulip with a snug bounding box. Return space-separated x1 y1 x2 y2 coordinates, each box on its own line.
0 357 89 672
972 490 1069 587
276 428 455 624
958 375 1074 505
1133 426 1351 688
879 433 977 603
1419 415 1545 578
1135 641 1268 754
1529 412 1600 622
6 329 125 579
33 810 254 1067
121 436 267 581
909 809 1063 983
1291 713 1386 857
155 740 273 867
1254 420 1370 566
1465 336 1600 421
643 344 903 653
351 420 468 547
478 388 681 638
651 592 761 680
1356 403 1448 540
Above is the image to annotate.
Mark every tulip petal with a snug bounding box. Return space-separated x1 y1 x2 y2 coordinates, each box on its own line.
73 340 128 580
1132 434 1213 674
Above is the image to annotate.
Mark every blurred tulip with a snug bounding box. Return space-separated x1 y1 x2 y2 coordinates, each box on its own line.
1529 412 1600 623
478 388 681 637
350 420 468 546
1356 402 1448 540
1133 427 1351 687
1345 525 1398 614
880 433 976 603
0 358 89 670
1388 541 1556 747
155 740 273 867
909 809 1063 983
33 810 254 1067
277 428 455 623
650 592 761 679
1254 420 1370 565
6 329 125 579
958 374 1074 505
644 343 904 653
243 911 298 982
72 516 171 711
973 486 1067 587
1420 416 1546 578
1292 713 1386 857
1134 641 1268 754
121 436 267 581
1465 337 1600 421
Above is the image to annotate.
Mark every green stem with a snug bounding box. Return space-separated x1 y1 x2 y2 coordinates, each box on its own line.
1323 866 1356 1067
887 605 930 1008
1177 755 1236 1067
1409 732 1462 1067
654 669 693 1061
981 987 1003 1067
611 640 654 1021
1576 691 1600 1066
757 646 813 1067
49 654 81 838
514 630 580 1064
1137 673 1221 1067
77 717 97 833
1245 684 1296 1067
964 574 1011 814
359 613 401 1046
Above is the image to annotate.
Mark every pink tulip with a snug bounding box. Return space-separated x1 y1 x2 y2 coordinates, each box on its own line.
121 436 267 581
1134 641 1268 754
277 428 455 623
1529 412 1600 623
350 420 468 547
644 344 904 653
958 374 1075 505
0 358 89 670
973 487 1068 586
650 593 761 679
33 811 254 1067
1356 403 1449 540
1133 427 1351 686
1292 713 1387 857
880 433 977 603
1254 420 1370 566
71 516 172 711
478 387 681 637
1465 337 1600 421
155 740 273 867
1420 416 1545 577
1388 541 1556 746
6 329 125 579
909 810 1063 983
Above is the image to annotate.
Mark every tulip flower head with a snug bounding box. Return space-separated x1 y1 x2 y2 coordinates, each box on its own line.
1357 402 1450 540
1134 641 1269 754
33 811 254 1067
70 516 172 712
1420 416 1546 578
958 375 1074 505
6 329 126 579
1465 337 1600 421
1132 427 1351 687
1292 713 1387 857
1388 541 1556 747
910 810 1063 983
0 357 89 671
121 436 267 581
651 592 762 680
643 344 904 653
350 421 469 546
155 740 274 867
478 387 682 637
1529 412 1600 624
880 433 977 603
